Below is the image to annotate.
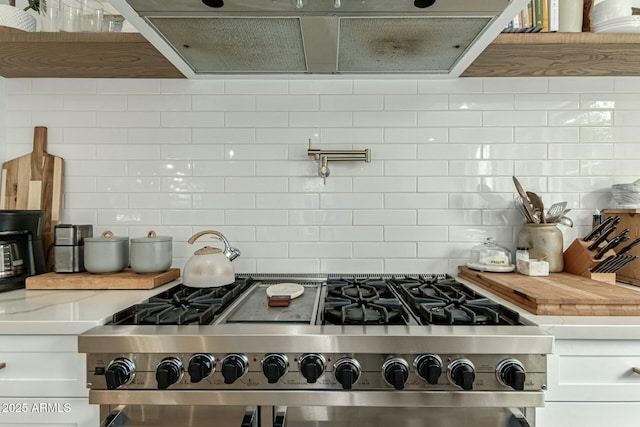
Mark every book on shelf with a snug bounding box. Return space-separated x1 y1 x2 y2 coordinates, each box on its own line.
503 0 559 33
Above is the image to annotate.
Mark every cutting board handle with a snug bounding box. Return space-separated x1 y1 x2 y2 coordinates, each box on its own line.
33 126 48 159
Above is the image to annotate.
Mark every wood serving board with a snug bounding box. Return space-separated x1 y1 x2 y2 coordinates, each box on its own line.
458 266 640 316
1 127 63 270
25 268 180 290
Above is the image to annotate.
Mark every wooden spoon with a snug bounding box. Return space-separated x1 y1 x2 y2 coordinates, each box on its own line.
527 191 546 223
512 176 538 223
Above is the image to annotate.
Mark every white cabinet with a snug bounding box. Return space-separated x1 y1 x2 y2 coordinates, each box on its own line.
0 335 98 426
537 339 640 427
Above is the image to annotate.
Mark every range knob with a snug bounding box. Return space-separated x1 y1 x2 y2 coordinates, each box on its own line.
188 353 216 383
104 357 135 390
382 357 409 390
414 354 443 385
447 358 475 391
299 353 326 384
221 354 249 384
156 357 183 390
261 353 289 384
496 358 526 391
334 357 361 390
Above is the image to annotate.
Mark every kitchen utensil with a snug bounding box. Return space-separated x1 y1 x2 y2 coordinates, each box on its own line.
591 255 616 273
526 191 546 223
84 231 129 274
587 224 618 251
0 127 64 270
183 230 240 288
583 216 616 241
614 255 639 272
618 237 640 254
514 198 531 222
546 201 567 221
512 176 538 223
557 216 574 227
266 283 305 299
595 235 625 260
130 230 173 274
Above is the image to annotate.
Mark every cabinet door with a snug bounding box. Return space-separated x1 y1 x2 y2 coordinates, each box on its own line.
0 336 87 397
545 339 640 402
0 397 98 426
537 402 640 427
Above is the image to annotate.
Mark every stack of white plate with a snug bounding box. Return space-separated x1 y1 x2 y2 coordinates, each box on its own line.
593 0 640 33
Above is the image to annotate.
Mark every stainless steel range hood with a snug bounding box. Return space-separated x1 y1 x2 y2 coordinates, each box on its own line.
109 0 527 78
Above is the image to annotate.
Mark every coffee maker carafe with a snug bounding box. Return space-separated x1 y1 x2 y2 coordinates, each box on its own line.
0 210 46 292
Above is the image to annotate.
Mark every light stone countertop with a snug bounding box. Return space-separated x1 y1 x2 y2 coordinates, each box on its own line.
0 281 178 335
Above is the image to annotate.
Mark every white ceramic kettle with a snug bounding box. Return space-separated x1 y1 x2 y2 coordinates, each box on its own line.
182 230 241 288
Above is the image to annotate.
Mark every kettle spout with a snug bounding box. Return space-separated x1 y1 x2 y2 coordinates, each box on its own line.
226 247 241 262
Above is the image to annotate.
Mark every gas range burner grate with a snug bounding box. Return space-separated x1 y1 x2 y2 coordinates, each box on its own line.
323 277 410 325
111 278 253 325
392 276 521 326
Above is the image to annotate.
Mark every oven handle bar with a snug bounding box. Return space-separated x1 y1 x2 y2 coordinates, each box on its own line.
90 390 545 408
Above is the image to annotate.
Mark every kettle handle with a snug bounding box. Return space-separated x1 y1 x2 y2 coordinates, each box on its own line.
187 230 241 261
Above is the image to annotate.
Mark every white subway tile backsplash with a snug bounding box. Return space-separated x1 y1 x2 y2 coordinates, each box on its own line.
289 80 353 94
2 76 639 276
320 226 383 242
321 95 383 111
354 80 417 94
258 95 319 111
193 95 255 111
385 95 448 111
320 193 383 209
384 127 448 143
257 226 319 241
162 112 224 128
128 95 191 111
417 144 481 159
193 193 254 209
449 94 513 111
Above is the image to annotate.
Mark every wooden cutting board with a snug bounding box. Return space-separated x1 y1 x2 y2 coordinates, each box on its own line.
458 266 640 316
25 268 180 290
1 127 63 270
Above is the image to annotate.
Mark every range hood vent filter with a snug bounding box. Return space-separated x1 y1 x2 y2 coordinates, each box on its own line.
338 17 491 73
149 17 308 73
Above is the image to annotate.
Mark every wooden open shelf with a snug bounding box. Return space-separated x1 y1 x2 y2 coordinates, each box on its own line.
2 29 640 79
0 26 184 78
463 32 640 77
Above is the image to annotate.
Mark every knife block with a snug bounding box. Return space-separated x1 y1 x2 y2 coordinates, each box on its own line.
603 209 640 287
563 239 617 285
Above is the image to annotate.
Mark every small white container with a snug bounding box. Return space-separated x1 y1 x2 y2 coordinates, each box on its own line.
517 259 550 276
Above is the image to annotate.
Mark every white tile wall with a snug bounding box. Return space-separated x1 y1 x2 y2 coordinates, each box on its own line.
2 76 640 276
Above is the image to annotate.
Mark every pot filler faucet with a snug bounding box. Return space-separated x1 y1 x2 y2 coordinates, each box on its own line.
307 140 371 183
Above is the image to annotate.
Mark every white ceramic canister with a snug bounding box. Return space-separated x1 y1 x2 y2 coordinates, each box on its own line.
84 231 129 274
130 230 172 274
517 223 564 272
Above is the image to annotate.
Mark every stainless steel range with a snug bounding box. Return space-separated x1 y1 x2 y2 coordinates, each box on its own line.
79 274 552 427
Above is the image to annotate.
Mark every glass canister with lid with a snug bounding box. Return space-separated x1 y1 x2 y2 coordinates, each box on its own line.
466 237 515 272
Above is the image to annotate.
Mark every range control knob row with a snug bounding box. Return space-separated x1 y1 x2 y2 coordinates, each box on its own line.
334 357 361 390
299 353 326 384
105 357 135 390
414 354 442 385
496 358 526 391
261 353 289 384
221 354 249 384
188 353 216 383
382 357 409 390
156 357 183 390
447 358 475 391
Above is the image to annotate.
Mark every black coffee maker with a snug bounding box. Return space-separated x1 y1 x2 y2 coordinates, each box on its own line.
0 210 46 292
